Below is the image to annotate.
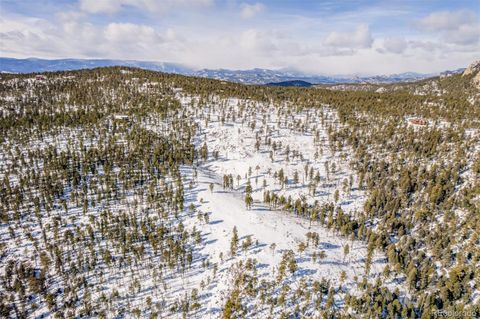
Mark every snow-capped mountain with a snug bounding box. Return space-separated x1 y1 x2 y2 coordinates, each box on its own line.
0 57 438 84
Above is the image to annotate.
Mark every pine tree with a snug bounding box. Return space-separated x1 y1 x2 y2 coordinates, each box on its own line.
230 227 239 257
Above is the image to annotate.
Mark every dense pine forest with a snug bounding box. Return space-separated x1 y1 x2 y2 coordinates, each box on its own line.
0 65 479 318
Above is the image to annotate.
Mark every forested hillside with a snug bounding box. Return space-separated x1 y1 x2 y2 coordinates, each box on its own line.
0 66 479 318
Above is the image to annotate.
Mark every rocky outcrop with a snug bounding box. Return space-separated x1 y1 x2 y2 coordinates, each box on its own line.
473 72 480 90
463 60 480 76
463 60 480 90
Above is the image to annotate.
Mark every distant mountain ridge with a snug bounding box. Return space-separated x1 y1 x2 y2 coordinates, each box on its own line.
0 57 441 84
265 80 313 87
0 57 190 74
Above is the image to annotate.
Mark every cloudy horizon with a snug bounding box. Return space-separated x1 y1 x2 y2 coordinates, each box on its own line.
0 0 479 75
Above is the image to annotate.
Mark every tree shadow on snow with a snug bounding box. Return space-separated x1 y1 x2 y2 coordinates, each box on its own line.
317 242 340 249
204 239 218 245
256 263 269 269
295 268 317 277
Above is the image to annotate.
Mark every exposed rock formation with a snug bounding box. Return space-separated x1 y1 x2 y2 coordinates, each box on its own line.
463 60 480 76
473 72 480 90
463 60 480 90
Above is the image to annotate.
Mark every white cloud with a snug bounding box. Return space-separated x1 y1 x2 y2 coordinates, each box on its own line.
408 40 444 52
104 23 160 43
381 37 407 54
0 14 181 60
240 3 265 19
416 10 480 45
444 24 480 46
237 29 284 53
324 24 373 49
79 0 120 14
1 4 479 75
416 10 477 32
79 0 214 15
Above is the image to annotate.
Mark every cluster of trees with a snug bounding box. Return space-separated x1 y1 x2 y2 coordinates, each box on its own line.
0 71 207 318
221 257 343 319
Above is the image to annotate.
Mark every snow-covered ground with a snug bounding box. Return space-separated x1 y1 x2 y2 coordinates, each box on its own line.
136 95 403 316
175 165 388 317
0 85 406 318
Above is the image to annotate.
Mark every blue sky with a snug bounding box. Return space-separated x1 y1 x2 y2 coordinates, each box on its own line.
0 0 479 74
